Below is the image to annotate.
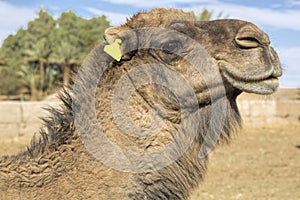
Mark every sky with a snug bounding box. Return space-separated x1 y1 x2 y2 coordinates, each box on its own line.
0 0 299 88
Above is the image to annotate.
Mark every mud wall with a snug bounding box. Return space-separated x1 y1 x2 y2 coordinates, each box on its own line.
0 100 299 140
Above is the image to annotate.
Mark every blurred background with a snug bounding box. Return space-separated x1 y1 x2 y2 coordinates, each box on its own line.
0 0 300 100
0 0 299 199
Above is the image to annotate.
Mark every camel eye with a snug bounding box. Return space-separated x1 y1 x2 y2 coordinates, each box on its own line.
162 41 182 54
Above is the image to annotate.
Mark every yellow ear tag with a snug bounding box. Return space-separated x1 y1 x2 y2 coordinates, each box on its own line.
104 38 122 61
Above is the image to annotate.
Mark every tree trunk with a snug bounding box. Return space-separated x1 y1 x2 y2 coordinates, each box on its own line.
30 81 39 100
39 60 46 98
39 60 45 81
63 62 71 86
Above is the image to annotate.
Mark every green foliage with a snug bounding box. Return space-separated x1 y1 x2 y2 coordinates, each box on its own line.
190 9 229 21
0 8 110 100
78 15 110 55
0 28 27 68
0 29 27 96
18 64 61 100
51 11 83 85
51 11 110 85
18 64 41 100
42 66 62 94
0 66 21 96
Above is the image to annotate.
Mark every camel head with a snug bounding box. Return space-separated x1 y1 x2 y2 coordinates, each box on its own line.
103 8 282 103
194 19 282 95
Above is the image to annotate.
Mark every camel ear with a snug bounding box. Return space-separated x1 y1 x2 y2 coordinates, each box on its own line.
104 26 138 61
104 26 126 44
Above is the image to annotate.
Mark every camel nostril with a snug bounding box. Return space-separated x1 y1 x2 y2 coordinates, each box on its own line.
235 36 260 49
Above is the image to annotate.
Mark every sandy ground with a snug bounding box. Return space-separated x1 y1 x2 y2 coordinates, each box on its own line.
190 123 300 200
1 123 299 200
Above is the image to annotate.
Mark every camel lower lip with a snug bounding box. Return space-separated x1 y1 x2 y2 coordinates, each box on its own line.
222 70 279 94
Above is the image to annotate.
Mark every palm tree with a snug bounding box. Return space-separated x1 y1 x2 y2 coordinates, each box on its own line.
190 9 229 21
51 40 80 86
24 38 52 81
51 11 82 86
18 64 60 100
23 8 55 92
18 65 40 100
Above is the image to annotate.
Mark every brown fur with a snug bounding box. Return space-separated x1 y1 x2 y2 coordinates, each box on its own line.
0 8 281 199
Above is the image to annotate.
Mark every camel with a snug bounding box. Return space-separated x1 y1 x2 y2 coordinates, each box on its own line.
0 8 282 199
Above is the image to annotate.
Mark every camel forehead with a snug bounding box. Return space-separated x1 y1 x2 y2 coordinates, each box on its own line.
126 8 194 28
124 9 260 38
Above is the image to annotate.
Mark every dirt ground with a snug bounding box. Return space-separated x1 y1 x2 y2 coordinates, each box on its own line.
190 123 300 200
1 123 299 200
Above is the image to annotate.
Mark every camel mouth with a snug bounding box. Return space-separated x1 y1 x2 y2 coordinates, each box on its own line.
221 69 279 95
